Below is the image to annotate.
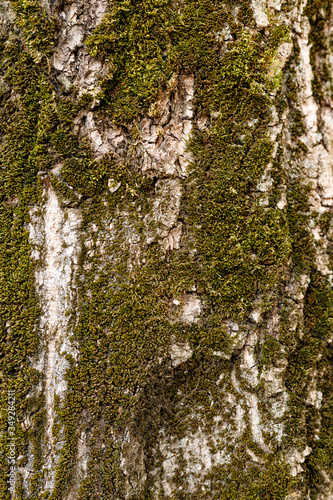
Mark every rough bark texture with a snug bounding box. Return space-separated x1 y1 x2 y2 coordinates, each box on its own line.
0 0 333 499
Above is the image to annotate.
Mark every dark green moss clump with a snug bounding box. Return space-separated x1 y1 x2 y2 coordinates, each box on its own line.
305 0 333 99
286 271 333 494
10 0 55 57
0 15 54 498
85 0 179 123
186 32 291 320
85 1 255 124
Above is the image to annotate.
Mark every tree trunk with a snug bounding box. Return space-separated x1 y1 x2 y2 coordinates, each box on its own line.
0 0 332 498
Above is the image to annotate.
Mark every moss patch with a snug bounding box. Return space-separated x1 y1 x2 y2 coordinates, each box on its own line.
0 13 54 497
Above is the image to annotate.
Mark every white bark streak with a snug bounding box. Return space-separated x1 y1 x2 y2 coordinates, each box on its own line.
29 185 81 492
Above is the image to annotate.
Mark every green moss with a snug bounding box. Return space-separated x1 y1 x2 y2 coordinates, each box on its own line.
185 33 292 321
42 2 304 498
0 2 59 495
85 0 179 123
305 0 333 99
44 5 302 497
201 457 297 499
10 0 55 59
286 182 315 272
1 0 331 498
85 1 242 124
285 271 333 492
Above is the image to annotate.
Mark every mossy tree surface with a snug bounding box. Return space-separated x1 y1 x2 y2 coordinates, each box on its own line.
0 0 332 499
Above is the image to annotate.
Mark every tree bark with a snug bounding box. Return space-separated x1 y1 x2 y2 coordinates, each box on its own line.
0 0 332 499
